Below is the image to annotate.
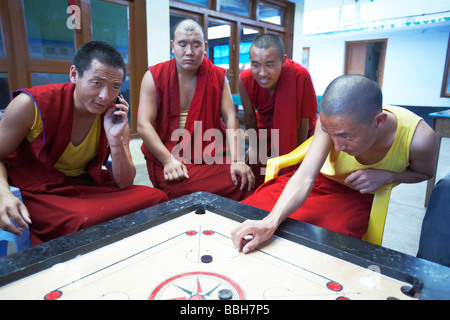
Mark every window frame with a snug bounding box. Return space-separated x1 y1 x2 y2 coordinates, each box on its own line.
170 0 295 94
0 0 147 136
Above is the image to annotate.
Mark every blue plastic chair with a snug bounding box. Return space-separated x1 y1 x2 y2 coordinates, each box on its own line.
0 186 32 256
0 110 32 255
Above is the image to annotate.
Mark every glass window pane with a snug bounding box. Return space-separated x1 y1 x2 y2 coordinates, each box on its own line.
31 73 69 87
239 28 259 71
23 0 75 60
180 0 209 7
220 0 250 17
259 3 282 25
0 73 10 109
91 0 129 64
208 22 230 70
301 48 309 69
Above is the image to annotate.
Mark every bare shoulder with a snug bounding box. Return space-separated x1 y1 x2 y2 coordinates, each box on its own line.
0 93 36 159
0 93 35 127
140 69 155 90
138 70 157 112
410 120 439 156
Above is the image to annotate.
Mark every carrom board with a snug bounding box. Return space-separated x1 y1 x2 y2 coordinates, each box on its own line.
0 192 449 301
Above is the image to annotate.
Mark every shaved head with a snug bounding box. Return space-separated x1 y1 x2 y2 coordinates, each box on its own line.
250 34 285 60
172 19 205 41
320 74 382 126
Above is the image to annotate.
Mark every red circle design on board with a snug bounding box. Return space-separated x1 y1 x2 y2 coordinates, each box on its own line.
44 290 63 300
203 230 214 236
149 271 245 300
186 230 197 236
327 281 343 292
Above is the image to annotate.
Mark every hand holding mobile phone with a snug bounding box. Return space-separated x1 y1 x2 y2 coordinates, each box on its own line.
113 96 121 124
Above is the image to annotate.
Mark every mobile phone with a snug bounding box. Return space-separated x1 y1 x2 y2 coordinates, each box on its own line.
113 96 121 123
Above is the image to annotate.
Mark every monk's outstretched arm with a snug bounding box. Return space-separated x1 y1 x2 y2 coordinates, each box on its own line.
137 70 189 181
0 94 34 235
231 119 332 253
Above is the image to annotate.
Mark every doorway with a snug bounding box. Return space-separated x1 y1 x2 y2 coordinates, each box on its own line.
345 39 387 88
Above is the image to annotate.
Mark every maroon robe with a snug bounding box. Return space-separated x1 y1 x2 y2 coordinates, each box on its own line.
5 83 168 245
240 59 318 185
242 172 374 239
141 58 252 201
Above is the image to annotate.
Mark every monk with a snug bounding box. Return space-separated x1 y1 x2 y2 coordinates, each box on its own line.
239 34 318 186
0 41 169 245
138 19 254 200
233 74 439 253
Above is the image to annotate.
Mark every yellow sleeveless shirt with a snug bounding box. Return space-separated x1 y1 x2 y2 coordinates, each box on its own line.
319 105 422 188
27 105 100 177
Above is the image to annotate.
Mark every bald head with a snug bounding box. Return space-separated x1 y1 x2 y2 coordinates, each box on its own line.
172 19 205 42
250 34 285 61
320 75 382 126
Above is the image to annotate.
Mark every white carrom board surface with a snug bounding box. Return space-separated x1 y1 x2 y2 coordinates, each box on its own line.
0 210 414 300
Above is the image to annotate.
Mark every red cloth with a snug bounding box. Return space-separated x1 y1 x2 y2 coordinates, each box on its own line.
240 59 318 156
141 58 252 201
5 83 168 245
242 172 374 239
240 59 318 184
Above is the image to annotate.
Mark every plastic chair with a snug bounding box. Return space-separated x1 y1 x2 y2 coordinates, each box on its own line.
0 110 32 255
0 186 32 256
264 136 393 246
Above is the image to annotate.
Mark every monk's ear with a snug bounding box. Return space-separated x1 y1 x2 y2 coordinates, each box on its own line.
281 54 287 66
374 112 388 129
69 65 78 84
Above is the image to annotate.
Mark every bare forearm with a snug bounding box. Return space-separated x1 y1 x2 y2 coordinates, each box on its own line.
264 170 315 229
225 117 244 163
0 162 14 201
391 168 433 185
109 141 136 188
244 112 257 132
138 122 173 166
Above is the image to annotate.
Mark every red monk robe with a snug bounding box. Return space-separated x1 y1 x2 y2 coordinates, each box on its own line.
243 172 374 239
240 59 318 184
4 83 169 245
141 58 252 201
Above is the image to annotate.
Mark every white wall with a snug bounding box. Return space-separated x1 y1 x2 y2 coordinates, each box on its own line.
146 0 170 66
292 2 305 63
144 1 450 107
382 25 450 106
303 22 450 107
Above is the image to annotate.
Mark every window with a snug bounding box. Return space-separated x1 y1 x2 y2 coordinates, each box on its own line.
23 0 75 61
180 0 209 7
31 73 69 87
301 47 310 69
170 0 295 94
91 0 131 126
208 20 231 70
91 0 129 63
239 27 259 71
220 0 251 18
259 2 282 25
0 0 147 136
